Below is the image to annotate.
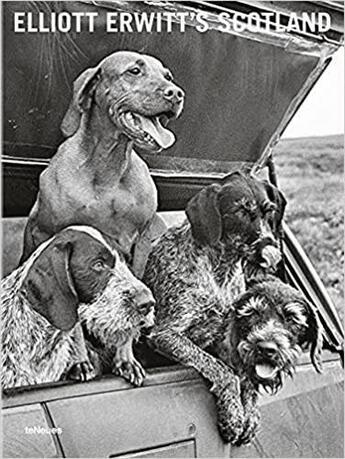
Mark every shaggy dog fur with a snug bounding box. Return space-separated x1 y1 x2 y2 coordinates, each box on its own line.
2 226 154 390
214 276 323 444
143 171 288 443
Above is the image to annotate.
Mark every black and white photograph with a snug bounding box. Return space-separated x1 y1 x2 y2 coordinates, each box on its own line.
1 1 344 458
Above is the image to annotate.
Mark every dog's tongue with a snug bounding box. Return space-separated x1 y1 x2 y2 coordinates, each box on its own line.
255 363 278 380
139 115 175 149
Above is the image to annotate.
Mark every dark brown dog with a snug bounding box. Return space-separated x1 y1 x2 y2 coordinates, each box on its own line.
2 226 155 389
143 171 287 443
185 171 286 276
20 51 184 275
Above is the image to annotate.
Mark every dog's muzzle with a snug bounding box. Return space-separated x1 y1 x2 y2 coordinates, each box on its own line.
254 237 281 270
260 245 281 269
108 96 183 153
238 340 283 384
133 285 156 328
118 111 175 151
253 341 280 381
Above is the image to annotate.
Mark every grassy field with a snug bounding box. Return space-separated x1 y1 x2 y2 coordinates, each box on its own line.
273 134 344 321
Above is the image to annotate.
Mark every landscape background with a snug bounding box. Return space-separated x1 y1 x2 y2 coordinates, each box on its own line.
274 134 343 321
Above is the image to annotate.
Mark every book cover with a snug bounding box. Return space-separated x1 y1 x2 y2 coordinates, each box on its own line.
2 1 344 457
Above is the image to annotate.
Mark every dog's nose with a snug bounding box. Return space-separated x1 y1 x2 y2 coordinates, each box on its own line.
163 85 185 103
260 245 281 269
255 235 281 269
258 341 278 358
135 287 156 315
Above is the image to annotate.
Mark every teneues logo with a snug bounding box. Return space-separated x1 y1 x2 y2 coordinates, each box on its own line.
24 426 63 435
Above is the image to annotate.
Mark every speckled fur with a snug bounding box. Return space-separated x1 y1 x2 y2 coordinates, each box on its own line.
145 224 322 445
143 171 287 443
148 222 249 334
144 221 249 443
79 262 155 386
2 235 154 389
1 264 76 388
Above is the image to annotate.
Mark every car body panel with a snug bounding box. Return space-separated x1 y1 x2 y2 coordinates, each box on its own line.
3 357 343 458
3 404 62 458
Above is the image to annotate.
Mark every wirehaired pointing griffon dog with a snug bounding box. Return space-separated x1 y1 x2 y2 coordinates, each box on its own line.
20 51 184 275
2 226 155 390
215 276 323 444
143 171 287 443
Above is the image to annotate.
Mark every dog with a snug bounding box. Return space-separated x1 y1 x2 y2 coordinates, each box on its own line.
143 171 287 443
214 276 323 444
19 51 184 276
1 226 155 390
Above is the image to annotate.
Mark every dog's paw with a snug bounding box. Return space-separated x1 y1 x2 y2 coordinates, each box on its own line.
216 383 245 444
65 361 96 382
112 357 146 387
234 407 260 446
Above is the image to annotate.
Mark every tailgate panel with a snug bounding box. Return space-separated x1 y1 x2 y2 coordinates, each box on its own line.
46 379 228 458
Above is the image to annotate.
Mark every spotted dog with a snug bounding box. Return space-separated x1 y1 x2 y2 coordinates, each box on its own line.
143 171 286 443
2 226 154 390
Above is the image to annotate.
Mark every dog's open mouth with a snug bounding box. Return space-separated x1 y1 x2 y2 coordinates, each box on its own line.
254 362 279 381
119 111 176 151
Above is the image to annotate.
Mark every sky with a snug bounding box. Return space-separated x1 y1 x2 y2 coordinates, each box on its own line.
283 47 344 139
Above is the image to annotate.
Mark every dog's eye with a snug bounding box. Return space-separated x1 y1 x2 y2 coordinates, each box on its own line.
235 200 258 221
236 297 264 316
263 202 277 217
128 67 141 75
284 303 308 327
235 208 249 218
92 260 106 272
286 315 308 327
165 72 173 82
237 307 253 317
235 207 257 223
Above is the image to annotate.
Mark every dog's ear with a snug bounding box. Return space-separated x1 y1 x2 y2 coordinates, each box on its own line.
61 66 102 137
186 184 222 245
306 303 324 373
20 240 79 331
